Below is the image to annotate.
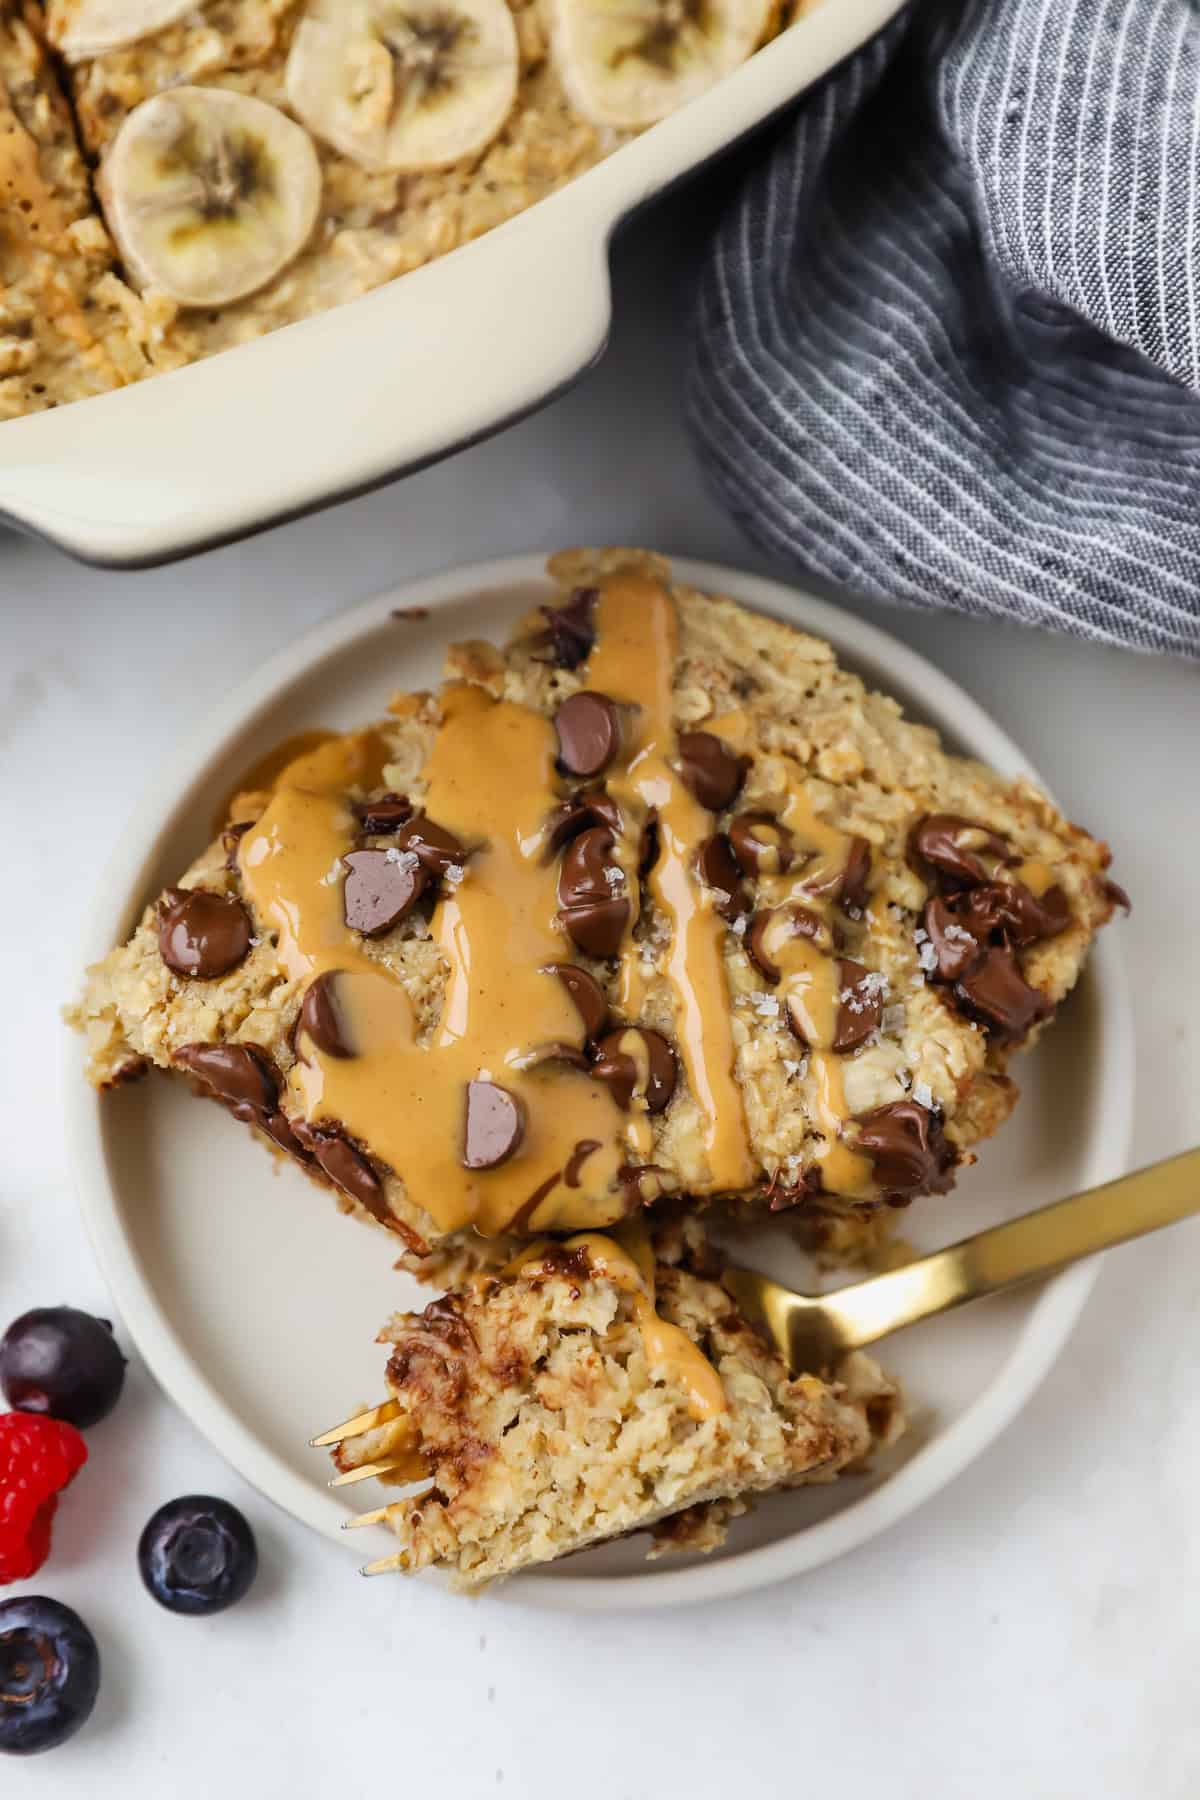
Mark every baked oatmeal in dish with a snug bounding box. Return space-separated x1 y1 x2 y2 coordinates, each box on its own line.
0 0 145 417
0 0 788 407
72 547 1125 1271
321 1216 904 1587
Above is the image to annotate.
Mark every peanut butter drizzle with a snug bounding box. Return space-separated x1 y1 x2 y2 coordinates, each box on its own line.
240 685 629 1237
758 767 874 1198
587 578 754 1192
510 1225 727 1421
216 728 342 831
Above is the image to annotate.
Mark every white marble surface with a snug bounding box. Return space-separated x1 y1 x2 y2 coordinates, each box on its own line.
3 181 1198 1799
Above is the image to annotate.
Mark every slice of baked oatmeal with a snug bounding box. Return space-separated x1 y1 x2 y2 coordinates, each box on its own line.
70 549 1124 1260
0 0 144 418
326 1218 904 1588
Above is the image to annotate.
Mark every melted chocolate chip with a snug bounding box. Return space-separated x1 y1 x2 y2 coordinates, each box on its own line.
839 836 872 911
463 1080 525 1169
260 1111 312 1163
832 960 883 1054
954 946 1051 1039
354 793 413 835
564 1139 601 1187
558 897 631 959
618 1163 671 1207
923 895 986 982
222 819 254 871
393 816 467 878
298 971 355 1058
638 812 659 877
676 731 747 812
534 587 597 670
544 962 609 1040
309 1134 387 1218
697 834 750 921
967 879 1071 946
342 847 426 937
911 813 1012 888
728 812 794 876
158 888 253 980
558 825 622 910
554 691 621 778
174 1042 279 1113
544 786 622 854
591 1027 676 1113
747 905 834 984
856 1101 956 1202
762 1164 825 1211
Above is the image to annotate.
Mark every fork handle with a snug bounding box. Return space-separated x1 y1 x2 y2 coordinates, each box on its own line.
825 1146 1200 1351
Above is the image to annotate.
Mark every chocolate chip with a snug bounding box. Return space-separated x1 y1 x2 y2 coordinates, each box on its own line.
954 946 1051 1039
558 825 622 910
309 1133 387 1219
638 812 659 877
839 836 872 911
260 1111 312 1163
911 814 1012 888
534 587 597 670
174 1042 279 1114
747 905 834 984
856 1101 956 1202
298 971 355 1058
558 897 630 959
222 819 254 871
544 786 622 854
354 793 412 835
697 834 750 921
463 1080 525 1169
922 895 986 981
393 815 467 879
832 960 883 1054
617 1163 671 1207
728 812 794 876
158 888 253 979
554 692 621 777
564 1139 601 1187
676 731 747 812
968 879 1071 946
592 1027 676 1113
544 962 609 1040
342 848 426 937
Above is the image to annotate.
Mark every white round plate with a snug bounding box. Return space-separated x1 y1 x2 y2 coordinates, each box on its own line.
66 555 1133 1610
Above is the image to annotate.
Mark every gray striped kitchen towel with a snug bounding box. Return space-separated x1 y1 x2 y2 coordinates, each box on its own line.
688 0 1200 658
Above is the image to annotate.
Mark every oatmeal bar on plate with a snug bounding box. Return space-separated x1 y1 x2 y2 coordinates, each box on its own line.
72 548 1123 1265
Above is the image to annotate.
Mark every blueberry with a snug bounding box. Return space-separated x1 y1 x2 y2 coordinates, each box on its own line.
138 1497 257 1616
0 1596 100 1756
0 1308 126 1430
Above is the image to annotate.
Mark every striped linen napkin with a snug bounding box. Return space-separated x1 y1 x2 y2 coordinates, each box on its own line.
688 0 1200 659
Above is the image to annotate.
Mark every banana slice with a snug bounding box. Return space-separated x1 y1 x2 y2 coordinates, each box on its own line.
549 0 774 130
285 0 519 174
46 0 199 62
97 88 322 309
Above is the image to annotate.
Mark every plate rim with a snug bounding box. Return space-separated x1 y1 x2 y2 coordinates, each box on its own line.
64 553 1134 1611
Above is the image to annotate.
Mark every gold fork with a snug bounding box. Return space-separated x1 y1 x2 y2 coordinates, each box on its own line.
724 1146 1200 1374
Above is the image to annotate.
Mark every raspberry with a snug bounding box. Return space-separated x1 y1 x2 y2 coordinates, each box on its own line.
0 1413 88 1584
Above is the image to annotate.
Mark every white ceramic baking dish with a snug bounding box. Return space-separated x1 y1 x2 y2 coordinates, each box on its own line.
0 0 901 567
